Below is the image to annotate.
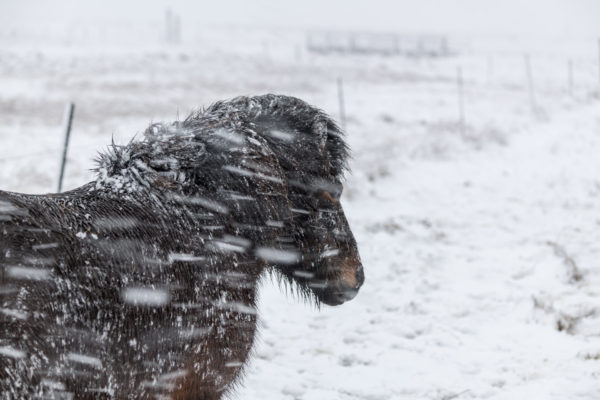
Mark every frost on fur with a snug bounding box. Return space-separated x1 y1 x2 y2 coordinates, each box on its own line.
0 94 363 399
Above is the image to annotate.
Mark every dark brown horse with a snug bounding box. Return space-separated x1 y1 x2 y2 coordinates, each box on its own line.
0 94 364 399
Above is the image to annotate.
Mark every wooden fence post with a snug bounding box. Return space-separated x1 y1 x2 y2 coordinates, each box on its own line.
524 54 536 111
337 77 347 132
57 103 75 193
457 66 465 135
487 55 493 86
568 59 574 95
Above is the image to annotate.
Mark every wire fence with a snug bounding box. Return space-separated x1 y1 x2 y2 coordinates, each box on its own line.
1 36 599 182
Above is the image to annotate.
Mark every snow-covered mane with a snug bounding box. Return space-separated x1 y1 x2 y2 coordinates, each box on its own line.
94 94 349 195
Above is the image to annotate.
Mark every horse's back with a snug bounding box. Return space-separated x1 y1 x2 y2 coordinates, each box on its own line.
0 190 86 396
0 189 257 398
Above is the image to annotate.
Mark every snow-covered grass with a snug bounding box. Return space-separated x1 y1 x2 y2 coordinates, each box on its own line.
1 25 599 399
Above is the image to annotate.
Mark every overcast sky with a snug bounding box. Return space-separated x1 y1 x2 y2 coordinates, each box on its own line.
1 0 599 37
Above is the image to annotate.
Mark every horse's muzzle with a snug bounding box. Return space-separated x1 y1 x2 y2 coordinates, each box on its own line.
321 262 364 306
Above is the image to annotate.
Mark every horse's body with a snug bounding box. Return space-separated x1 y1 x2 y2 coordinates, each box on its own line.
0 94 364 399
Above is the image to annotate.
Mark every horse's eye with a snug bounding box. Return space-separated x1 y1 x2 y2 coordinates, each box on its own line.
314 182 343 203
330 183 343 199
320 187 342 203
320 191 338 203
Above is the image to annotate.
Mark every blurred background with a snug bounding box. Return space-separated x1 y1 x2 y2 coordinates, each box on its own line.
1 0 599 194
2 1 600 399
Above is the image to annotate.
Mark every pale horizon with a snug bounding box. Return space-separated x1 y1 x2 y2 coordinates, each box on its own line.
1 0 599 38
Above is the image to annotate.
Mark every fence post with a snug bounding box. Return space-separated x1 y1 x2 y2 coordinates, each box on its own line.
524 54 536 111
57 103 75 193
486 55 493 86
337 77 347 132
457 66 465 135
568 59 574 95
165 9 172 43
165 8 181 44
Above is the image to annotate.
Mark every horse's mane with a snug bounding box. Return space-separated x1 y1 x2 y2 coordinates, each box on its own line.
93 94 349 195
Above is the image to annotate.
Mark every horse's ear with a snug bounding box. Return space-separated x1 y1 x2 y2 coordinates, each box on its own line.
312 119 328 149
309 114 348 178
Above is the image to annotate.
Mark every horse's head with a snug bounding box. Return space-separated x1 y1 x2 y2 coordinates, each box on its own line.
120 95 365 307
246 95 365 306
285 174 364 306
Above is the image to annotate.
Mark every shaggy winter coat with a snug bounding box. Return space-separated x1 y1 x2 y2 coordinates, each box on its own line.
0 94 364 399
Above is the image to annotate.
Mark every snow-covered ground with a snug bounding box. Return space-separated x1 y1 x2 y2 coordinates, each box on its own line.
1 24 600 399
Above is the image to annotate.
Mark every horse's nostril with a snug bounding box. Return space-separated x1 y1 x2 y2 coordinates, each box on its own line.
337 258 362 286
320 266 363 306
318 257 364 306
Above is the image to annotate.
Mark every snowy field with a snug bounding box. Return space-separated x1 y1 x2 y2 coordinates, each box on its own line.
1 23 600 399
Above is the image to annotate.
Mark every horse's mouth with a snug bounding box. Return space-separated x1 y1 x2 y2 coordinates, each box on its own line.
321 286 360 306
